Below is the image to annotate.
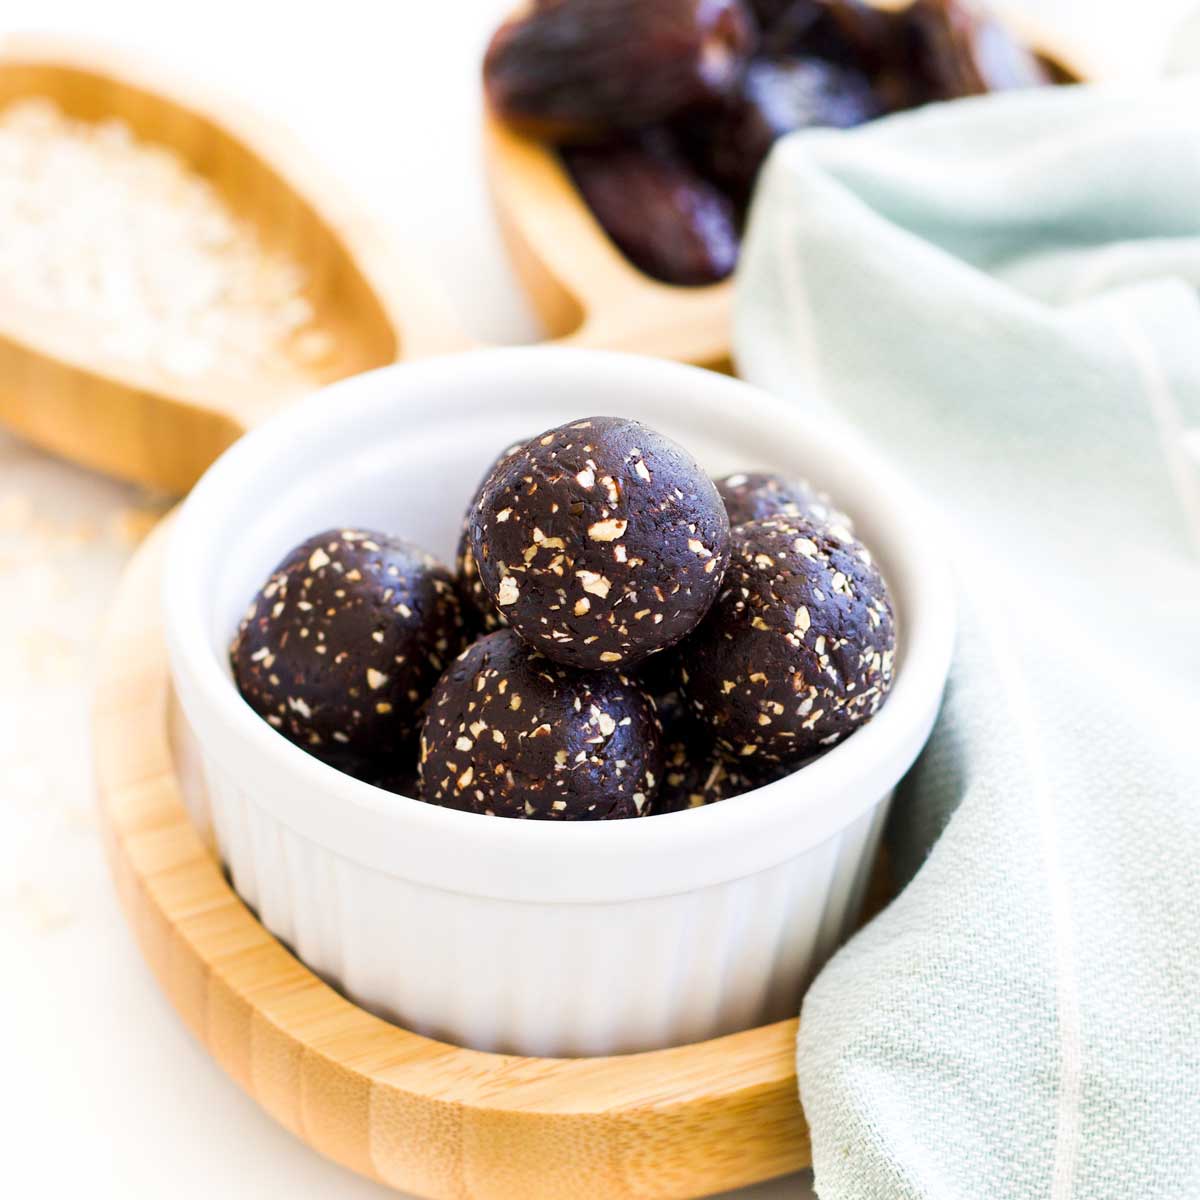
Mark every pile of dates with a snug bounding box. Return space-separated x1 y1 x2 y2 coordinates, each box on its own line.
484 0 1070 286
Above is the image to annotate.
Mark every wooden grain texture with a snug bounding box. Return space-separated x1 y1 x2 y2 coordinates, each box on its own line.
483 19 1090 374
94 521 811 1200
0 35 465 493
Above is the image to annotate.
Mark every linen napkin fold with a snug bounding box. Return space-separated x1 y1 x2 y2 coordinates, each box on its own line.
735 79 1200 1200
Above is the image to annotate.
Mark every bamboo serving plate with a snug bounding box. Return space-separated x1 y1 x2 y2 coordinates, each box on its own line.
95 519 820 1200
0 35 462 494
483 13 1090 373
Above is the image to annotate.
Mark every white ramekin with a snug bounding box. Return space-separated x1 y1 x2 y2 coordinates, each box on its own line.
165 347 954 1058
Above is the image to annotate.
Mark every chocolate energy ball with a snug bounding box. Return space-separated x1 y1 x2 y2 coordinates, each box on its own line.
469 416 731 670
655 732 761 813
681 515 896 763
456 529 504 635
715 471 852 532
652 702 806 813
419 629 662 820
637 644 685 700
232 529 466 756
319 746 421 798
455 440 526 635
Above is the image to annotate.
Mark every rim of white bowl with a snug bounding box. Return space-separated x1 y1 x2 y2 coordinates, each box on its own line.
165 347 955 904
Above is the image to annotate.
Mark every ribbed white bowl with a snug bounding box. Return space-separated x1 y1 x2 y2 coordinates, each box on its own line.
165 348 954 1058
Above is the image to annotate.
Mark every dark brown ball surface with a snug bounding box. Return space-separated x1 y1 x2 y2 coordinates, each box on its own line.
419 629 662 820
637 646 685 703
455 440 525 635
654 719 755 812
470 417 731 670
715 471 852 531
681 515 895 763
231 529 466 756
651 694 806 813
655 742 787 813
319 746 421 798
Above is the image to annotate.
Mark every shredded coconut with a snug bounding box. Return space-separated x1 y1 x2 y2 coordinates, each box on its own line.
0 98 334 382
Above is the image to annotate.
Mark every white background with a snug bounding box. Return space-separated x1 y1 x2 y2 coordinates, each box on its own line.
0 1 1191 1197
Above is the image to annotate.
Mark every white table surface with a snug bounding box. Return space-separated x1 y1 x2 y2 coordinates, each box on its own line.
1 1 1189 1196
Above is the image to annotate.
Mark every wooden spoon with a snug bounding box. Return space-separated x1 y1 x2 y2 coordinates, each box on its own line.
0 35 466 494
484 11 1091 373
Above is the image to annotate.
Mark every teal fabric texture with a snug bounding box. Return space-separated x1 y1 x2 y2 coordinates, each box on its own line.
735 80 1200 1199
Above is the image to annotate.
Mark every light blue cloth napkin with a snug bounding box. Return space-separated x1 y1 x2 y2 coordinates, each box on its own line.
735 80 1200 1199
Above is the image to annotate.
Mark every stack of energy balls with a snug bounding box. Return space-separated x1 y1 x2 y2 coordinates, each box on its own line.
231 416 896 820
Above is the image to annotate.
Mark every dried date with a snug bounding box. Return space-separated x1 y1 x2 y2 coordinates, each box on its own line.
684 56 879 198
484 0 756 142
563 132 740 285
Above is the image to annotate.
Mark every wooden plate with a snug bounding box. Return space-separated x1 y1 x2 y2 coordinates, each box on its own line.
0 35 464 494
94 519 814 1200
483 16 1091 374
